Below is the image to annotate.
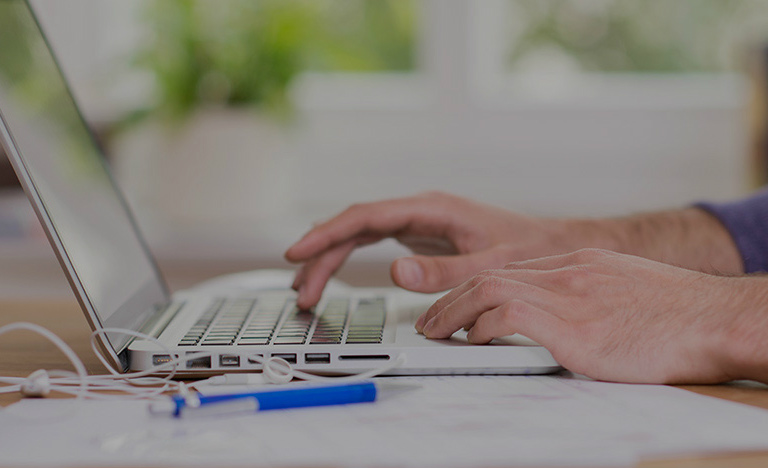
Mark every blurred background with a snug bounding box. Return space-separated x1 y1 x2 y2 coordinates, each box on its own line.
2 0 768 296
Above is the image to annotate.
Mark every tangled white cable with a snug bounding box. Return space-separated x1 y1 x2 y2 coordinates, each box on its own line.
0 322 405 401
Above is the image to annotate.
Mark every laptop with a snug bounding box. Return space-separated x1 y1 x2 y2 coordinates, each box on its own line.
0 0 560 376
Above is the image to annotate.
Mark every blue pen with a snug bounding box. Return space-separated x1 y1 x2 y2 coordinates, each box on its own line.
149 381 418 418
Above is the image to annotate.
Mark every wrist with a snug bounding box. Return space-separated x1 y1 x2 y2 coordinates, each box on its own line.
552 217 629 254
719 277 768 383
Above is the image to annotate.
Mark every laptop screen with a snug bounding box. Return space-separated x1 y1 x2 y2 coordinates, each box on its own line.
0 1 169 354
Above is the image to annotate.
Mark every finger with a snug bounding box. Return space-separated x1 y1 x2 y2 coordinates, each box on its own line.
395 235 457 256
392 245 512 293
291 265 306 291
285 197 449 263
504 248 616 271
414 266 548 332
293 233 383 297
422 277 550 339
295 241 357 309
414 273 486 333
466 300 561 346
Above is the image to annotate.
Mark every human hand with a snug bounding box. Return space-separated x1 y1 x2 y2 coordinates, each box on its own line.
416 248 759 384
285 192 593 309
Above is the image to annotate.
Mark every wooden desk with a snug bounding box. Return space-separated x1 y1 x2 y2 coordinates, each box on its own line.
2 298 768 468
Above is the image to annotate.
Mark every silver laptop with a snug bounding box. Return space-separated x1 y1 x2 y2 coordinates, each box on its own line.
0 0 560 376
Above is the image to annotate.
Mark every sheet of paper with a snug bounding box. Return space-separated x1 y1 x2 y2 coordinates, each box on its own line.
2 375 768 467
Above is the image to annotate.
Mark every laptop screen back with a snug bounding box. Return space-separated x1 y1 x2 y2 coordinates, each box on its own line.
0 1 169 354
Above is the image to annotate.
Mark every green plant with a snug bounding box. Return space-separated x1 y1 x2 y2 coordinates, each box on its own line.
138 0 315 120
135 0 416 122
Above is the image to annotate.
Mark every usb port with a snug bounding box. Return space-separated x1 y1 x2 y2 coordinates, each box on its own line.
305 353 331 364
186 354 212 369
219 355 240 367
152 354 174 366
271 353 297 364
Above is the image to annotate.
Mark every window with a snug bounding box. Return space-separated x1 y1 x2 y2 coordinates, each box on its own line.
504 0 768 74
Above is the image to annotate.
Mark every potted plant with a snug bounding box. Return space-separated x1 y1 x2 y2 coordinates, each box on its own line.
112 0 315 235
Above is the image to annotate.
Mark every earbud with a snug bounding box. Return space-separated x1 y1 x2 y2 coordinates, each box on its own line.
261 357 294 384
20 369 51 397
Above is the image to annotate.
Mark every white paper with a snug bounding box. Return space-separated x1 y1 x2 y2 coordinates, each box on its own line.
2 375 768 467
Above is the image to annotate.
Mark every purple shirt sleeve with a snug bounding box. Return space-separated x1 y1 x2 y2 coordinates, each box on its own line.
696 188 768 273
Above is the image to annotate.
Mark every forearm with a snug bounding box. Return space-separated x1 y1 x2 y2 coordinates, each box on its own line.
611 208 743 275
720 276 768 383
560 208 743 275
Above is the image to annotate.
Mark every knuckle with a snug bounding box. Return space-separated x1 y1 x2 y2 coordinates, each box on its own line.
474 269 498 281
502 299 529 322
475 276 503 298
571 248 613 263
551 267 591 291
469 274 487 288
499 303 519 325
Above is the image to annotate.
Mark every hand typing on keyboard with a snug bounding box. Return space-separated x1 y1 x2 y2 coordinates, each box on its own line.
284 191 589 309
283 190 768 386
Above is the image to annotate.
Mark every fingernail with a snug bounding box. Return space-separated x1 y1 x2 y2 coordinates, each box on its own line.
396 258 423 288
422 318 435 336
414 314 425 332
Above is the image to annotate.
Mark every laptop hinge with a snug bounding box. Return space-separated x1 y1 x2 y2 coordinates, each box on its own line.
117 349 130 373
138 301 186 340
114 300 185 359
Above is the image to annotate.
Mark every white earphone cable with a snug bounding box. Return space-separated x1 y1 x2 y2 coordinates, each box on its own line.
0 322 405 402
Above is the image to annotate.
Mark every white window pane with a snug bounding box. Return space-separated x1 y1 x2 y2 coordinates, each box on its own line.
505 0 768 74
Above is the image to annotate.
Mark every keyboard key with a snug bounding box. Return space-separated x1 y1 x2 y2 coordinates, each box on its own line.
272 337 306 345
238 338 269 345
240 332 271 338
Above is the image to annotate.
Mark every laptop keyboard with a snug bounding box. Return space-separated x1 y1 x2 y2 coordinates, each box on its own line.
177 297 385 347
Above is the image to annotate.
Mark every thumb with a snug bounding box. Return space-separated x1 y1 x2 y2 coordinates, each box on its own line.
391 248 509 293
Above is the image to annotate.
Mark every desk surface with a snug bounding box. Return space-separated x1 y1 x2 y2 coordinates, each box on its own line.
2 298 768 468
